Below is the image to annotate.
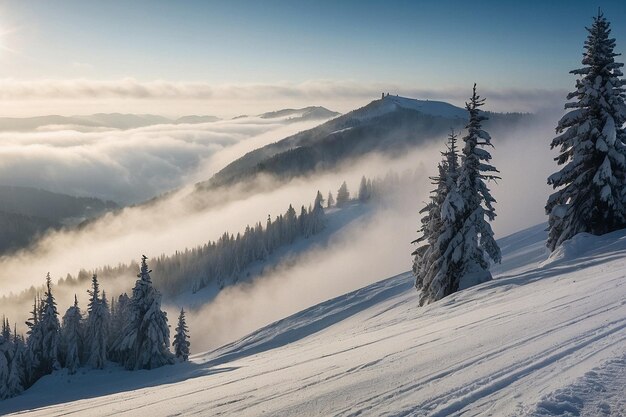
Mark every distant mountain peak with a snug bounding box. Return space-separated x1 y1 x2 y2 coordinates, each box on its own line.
350 95 467 122
259 106 340 120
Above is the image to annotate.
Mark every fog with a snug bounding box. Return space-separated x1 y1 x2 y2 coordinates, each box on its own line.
177 115 560 352
0 115 326 203
0 103 561 352
0 146 437 297
0 78 564 118
181 200 421 351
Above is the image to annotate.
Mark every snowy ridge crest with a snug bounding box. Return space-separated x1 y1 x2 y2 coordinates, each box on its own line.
351 95 467 121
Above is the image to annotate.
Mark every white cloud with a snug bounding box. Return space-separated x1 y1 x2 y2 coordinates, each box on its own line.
0 78 566 116
0 116 326 203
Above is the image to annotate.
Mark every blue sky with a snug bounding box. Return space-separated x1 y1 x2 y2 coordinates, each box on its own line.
0 0 624 116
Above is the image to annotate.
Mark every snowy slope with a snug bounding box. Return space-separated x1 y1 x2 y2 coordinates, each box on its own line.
2 224 626 416
352 95 468 122
206 95 508 188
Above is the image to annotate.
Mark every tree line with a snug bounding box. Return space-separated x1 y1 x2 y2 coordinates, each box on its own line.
3 171 420 314
0 257 190 400
0 171 418 400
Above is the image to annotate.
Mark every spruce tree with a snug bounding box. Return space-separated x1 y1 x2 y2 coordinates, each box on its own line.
413 130 462 304
6 329 24 398
358 176 370 202
86 275 109 369
173 309 190 362
418 86 501 305
61 295 83 374
310 191 326 234
39 274 61 374
336 181 350 207
327 191 335 208
109 293 130 354
299 206 308 235
449 85 501 289
284 204 298 243
25 297 43 383
546 11 626 251
111 256 174 370
0 324 10 399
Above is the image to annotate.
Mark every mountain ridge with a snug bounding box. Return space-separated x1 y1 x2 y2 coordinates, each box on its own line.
202 95 531 189
0 107 339 132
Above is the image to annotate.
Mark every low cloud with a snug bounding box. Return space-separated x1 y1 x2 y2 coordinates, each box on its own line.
0 78 566 116
0 116 325 203
0 101 560 348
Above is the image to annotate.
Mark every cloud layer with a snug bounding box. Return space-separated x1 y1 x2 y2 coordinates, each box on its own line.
0 116 325 203
0 78 566 116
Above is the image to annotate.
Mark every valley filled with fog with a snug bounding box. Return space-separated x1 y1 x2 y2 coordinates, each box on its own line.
0 99 560 352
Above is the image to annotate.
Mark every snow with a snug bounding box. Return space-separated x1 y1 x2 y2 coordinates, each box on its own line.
173 202 373 310
386 96 468 119
533 355 626 416
2 223 626 416
329 127 354 135
352 95 467 121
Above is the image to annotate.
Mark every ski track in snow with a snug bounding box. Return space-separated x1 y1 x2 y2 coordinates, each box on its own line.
532 355 626 416
1 224 626 416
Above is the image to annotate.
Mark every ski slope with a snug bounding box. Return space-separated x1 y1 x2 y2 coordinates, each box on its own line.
2 224 626 416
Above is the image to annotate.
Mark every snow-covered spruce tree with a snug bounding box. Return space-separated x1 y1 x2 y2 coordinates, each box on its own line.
546 12 626 251
61 295 83 374
25 297 43 384
412 130 462 303
111 256 174 370
418 86 501 305
0 322 11 399
448 85 501 290
5 329 24 399
173 308 190 362
86 275 110 369
39 274 61 374
0 320 24 399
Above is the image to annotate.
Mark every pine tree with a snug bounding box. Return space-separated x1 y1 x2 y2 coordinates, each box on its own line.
310 191 326 234
25 297 43 384
111 256 174 370
173 309 190 362
418 87 501 305
61 295 83 374
6 328 24 398
299 206 308 235
109 293 130 353
448 85 501 290
39 274 61 374
413 130 463 304
0 321 11 399
546 12 626 251
358 176 370 202
327 191 335 208
284 204 298 243
1 317 9 341
86 275 109 369
336 181 350 207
